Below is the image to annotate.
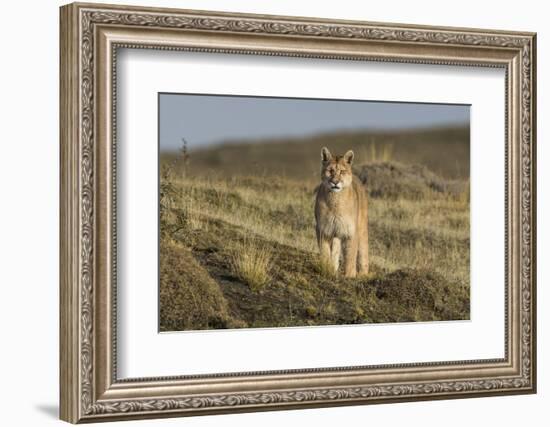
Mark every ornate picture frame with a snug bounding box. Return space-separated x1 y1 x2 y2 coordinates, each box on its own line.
60 2 536 423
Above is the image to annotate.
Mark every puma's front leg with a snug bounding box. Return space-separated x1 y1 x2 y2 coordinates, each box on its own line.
342 236 359 278
318 236 334 272
330 237 341 274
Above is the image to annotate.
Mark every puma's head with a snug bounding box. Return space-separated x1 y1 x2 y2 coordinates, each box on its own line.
320 147 354 193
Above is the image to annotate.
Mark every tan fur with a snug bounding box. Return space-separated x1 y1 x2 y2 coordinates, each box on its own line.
315 147 369 277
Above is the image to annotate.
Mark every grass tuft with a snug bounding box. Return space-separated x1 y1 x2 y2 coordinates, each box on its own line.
357 140 395 163
229 239 273 291
314 257 337 279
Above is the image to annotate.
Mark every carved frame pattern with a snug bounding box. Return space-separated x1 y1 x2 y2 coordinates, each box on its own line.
60 2 536 423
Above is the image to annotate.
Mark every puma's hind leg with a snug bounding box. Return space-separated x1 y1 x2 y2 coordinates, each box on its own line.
357 220 369 276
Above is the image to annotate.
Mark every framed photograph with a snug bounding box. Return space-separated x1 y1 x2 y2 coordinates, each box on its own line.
60 2 537 423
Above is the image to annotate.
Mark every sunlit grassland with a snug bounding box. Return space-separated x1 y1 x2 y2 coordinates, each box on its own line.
162 172 469 287
159 157 470 331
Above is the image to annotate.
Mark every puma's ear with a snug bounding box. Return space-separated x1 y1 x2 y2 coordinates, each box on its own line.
321 147 332 162
343 150 354 165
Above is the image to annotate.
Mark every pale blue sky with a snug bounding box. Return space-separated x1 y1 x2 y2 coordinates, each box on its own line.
159 93 469 151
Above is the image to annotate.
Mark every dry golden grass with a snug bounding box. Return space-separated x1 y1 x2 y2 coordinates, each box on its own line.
159 149 470 330
356 140 395 163
167 174 319 253
163 168 469 288
229 239 272 291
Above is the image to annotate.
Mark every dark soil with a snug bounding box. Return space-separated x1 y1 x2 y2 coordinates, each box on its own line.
161 217 470 331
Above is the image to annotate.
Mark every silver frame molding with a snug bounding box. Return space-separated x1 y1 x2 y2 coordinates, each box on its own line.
60 2 537 423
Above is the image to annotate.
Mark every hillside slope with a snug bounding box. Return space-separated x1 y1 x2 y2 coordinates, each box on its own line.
159 160 470 331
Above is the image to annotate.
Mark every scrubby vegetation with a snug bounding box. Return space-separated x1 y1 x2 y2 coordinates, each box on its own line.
229 239 273 291
159 127 470 331
159 239 235 331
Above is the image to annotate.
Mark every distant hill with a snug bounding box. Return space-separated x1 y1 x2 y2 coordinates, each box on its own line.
161 126 470 181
